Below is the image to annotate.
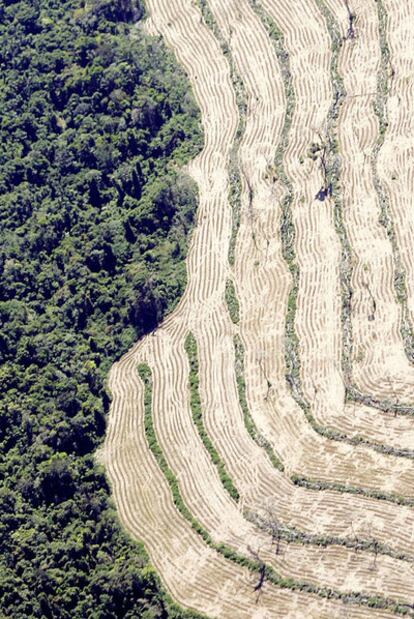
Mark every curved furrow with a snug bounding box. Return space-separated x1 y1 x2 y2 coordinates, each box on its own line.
298 0 414 447
225 0 414 494
193 0 414 558
104 0 414 611
106 343 367 618
375 0 414 374
141 325 414 606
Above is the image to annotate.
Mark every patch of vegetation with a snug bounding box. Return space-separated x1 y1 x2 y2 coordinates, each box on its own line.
185 333 240 501
234 335 284 471
0 1 204 616
292 475 414 508
225 279 240 324
196 0 248 266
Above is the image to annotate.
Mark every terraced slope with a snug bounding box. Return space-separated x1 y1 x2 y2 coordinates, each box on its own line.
104 0 414 616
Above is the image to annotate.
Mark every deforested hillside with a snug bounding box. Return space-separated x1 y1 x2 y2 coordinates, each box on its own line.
104 0 414 617
0 0 204 617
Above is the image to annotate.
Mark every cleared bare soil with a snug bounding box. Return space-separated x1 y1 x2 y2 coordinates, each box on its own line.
104 0 414 616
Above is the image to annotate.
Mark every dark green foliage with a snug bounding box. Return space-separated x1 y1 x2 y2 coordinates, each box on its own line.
0 0 203 616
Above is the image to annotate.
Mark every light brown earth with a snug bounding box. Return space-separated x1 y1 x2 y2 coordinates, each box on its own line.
104 0 414 616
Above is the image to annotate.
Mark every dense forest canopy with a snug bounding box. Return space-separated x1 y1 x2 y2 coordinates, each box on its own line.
0 0 203 616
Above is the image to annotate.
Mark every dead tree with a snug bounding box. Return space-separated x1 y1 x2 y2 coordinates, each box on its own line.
344 1 356 40
388 59 396 82
248 546 267 603
350 521 360 554
257 222 271 264
246 177 254 212
264 505 284 556
269 520 281 556
363 281 377 321
258 354 272 400
245 177 259 251
310 134 333 201
370 540 379 571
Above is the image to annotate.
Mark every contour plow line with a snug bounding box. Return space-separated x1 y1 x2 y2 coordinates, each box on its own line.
103 0 414 614
376 0 414 384
330 0 414 408
144 326 414 606
306 0 414 450
224 0 414 516
191 0 414 585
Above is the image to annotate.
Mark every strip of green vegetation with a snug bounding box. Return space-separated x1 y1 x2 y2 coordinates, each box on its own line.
347 387 414 417
185 333 240 501
292 475 414 508
246 1 303 415
234 335 285 471
196 0 248 266
139 363 414 617
315 0 354 386
246 508 414 564
225 279 240 324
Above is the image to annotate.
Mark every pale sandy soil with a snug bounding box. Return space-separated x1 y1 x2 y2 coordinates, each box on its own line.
292 0 414 449
103 0 414 616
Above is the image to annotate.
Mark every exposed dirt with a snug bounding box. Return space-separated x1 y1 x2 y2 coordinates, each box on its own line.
104 0 414 616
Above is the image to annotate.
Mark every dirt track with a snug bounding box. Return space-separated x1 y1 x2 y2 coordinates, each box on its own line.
104 0 414 616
